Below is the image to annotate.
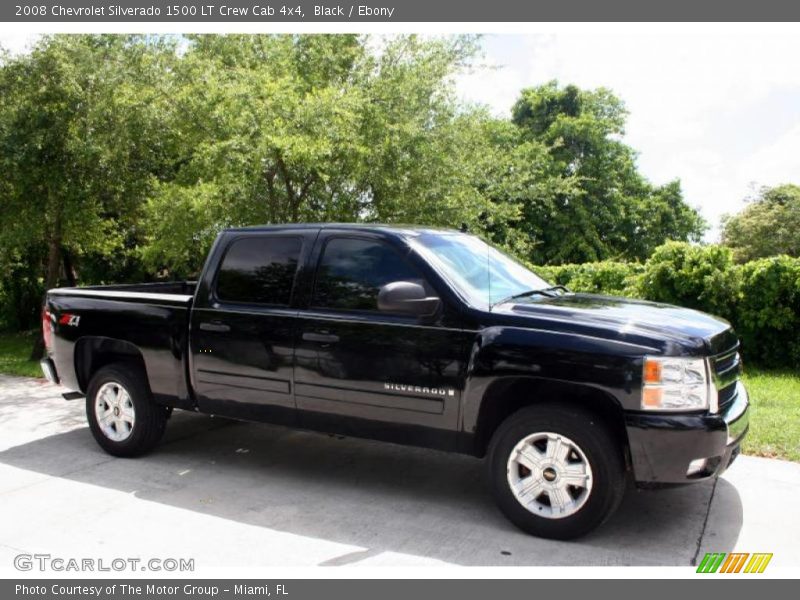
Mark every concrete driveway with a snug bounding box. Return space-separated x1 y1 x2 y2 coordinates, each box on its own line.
0 375 797 569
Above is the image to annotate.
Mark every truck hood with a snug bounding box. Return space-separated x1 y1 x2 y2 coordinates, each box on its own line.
493 293 737 356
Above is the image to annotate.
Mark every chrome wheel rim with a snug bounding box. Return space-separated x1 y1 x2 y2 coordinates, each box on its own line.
506 431 593 519
95 382 135 442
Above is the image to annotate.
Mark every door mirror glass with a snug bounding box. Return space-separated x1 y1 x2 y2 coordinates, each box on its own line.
377 281 441 317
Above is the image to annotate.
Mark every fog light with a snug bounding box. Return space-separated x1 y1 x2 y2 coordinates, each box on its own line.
687 458 708 476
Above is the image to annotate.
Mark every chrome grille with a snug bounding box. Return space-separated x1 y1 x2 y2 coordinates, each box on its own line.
711 349 742 413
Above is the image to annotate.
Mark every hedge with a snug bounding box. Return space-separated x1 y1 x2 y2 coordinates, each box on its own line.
537 261 645 298
531 242 800 368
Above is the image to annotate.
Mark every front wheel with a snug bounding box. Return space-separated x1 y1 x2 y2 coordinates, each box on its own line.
86 363 167 457
487 404 626 540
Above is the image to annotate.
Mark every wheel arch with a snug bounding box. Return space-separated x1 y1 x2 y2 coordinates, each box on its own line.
74 336 148 394
471 376 631 465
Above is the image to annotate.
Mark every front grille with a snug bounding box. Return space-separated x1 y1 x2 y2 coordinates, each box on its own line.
711 348 742 414
715 351 739 375
717 384 738 413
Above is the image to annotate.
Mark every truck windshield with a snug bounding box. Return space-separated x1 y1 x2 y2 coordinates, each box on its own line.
409 232 552 308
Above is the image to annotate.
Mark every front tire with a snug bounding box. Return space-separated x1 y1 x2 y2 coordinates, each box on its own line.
86 363 167 457
487 404 626 540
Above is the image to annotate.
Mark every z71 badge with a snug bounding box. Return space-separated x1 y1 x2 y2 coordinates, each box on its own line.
58 313 80 327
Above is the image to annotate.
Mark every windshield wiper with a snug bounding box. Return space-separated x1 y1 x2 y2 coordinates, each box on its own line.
491 285 569 309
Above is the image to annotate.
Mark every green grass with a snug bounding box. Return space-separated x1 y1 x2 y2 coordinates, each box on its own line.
0 330 44 378
741 368 800 462
0 329 798 460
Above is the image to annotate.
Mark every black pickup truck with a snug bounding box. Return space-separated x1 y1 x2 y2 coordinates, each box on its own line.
41 224 749 539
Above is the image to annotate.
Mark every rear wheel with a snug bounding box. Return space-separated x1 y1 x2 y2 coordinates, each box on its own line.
487 404 626 539
86 363 167 457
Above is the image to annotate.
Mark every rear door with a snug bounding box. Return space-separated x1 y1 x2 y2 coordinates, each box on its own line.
190 230 316 424
293 231 470 450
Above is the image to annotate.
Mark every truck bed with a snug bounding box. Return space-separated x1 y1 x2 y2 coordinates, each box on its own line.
48 281 197 305
44 281 198 406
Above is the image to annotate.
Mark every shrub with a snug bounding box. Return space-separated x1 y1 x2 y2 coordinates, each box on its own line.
534 242 800 368
0 261 44 332
535 261 643 297
637 241 739 321
735 256 800 368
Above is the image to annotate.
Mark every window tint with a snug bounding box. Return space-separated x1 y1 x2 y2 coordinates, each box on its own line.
216 236 302 305
313 238 423 311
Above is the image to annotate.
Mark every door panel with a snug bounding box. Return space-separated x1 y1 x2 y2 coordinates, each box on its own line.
190 233 310 424
294 234 470 450
294 316 465 427
192 307 297 422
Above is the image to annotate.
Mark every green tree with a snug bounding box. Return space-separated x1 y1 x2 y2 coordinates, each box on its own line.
721 184 800 262
502 81 705 264
0 35 176 353
0 36 715 352
141 34 491 275
472 117 579 262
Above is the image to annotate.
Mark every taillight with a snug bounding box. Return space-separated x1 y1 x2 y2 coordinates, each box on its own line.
42 307 54 351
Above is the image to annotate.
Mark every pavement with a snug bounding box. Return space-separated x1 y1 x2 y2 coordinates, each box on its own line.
0 374 798 569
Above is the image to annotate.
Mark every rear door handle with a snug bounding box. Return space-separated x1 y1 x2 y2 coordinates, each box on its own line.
302 332 340 344
199 321 231 333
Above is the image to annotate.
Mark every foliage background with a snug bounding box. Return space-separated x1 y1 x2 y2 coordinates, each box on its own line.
538 243 800 368
0 34 797 370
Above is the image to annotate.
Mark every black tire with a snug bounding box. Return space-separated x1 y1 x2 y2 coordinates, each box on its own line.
86 363 168 457
487 404 626 540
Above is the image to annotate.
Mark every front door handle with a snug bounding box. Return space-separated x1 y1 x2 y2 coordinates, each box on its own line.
199 321 231 333
302 332 340 344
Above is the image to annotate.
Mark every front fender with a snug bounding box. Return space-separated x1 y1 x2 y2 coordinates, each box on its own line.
458 326 645 453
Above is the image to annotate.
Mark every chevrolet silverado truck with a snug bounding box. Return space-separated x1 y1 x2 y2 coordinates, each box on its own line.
40 224 749 539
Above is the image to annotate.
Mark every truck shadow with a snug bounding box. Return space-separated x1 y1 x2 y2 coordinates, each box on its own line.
0 410 743 566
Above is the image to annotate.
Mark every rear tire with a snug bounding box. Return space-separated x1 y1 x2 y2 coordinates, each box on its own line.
487 404 626 540
86 363 167 457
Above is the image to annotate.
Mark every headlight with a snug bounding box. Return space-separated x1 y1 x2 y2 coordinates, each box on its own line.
642 356 710 411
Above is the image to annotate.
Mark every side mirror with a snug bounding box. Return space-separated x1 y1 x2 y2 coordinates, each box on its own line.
377 281 441 317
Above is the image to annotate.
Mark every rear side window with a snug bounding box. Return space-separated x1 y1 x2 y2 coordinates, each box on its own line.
216 236 302 305
312 237 423 311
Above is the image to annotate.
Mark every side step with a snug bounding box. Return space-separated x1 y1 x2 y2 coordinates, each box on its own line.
62 391 84 401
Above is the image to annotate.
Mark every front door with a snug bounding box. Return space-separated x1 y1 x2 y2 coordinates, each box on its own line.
294 233 469 450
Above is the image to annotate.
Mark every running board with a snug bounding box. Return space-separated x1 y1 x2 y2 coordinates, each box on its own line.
62 391 84 401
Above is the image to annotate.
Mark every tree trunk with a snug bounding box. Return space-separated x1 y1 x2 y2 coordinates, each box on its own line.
62 248 77 287
28 331 46 362
29 216 62 361
42 224 62 292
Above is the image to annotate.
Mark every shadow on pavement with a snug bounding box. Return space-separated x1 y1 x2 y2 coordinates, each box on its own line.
0 410 743 566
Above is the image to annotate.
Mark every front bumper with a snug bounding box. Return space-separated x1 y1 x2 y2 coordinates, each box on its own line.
625 381 749 484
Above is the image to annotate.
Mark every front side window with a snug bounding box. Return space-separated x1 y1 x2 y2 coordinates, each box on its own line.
216 236 302 305
313 237 423 311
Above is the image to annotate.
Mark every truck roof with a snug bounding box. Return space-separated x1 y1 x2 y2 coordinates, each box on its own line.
225 223 464 237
